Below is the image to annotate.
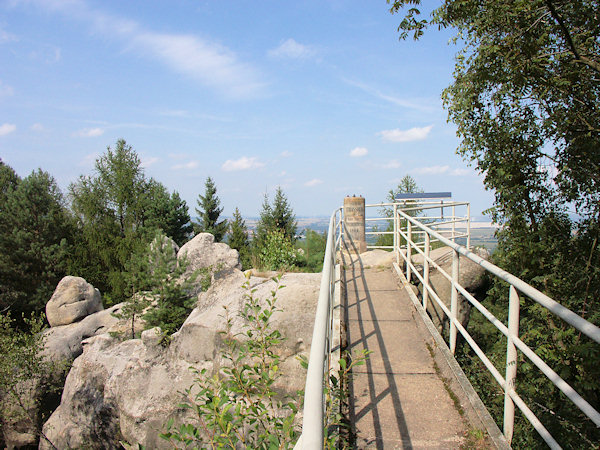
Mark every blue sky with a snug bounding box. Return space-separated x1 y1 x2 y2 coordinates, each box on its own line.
0 0 494 218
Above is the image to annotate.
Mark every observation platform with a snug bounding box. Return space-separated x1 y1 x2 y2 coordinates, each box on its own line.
343 252 501 449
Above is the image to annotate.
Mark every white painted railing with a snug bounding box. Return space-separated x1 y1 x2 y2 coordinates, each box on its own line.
295 208 343 449
393 202 600 448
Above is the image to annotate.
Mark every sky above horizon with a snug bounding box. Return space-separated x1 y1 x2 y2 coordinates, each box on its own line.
0 0 495 218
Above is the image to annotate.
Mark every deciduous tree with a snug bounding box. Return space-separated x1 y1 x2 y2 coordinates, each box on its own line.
389 1 600 446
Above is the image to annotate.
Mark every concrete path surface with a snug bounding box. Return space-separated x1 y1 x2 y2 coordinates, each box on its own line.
344 259 478 449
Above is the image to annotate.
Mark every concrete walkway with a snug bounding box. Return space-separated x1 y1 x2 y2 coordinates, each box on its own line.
344 260 471 449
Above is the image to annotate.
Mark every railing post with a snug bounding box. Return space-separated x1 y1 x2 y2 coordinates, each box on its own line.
467 203 471 250
450 248 459 354
452 204 456 244
503 285 520 444
394 203 399 265
423 233 430 311
406 220 412 282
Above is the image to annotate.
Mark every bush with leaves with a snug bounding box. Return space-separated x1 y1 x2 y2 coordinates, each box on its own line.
160 274 300 448
0 313 66 449
295 229 327 273
257 229 299 271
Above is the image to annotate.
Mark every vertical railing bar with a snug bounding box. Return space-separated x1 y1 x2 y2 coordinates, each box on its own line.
467 203 471 250
423 233 430 311
452 204 456 244
503 285 520 444
450 248 459 354
406 220 412 282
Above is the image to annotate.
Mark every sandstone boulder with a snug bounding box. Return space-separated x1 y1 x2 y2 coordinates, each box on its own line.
415 247 490 334
41 270 320 449
42 303 124 363
46 276 103 327
177 233 241 294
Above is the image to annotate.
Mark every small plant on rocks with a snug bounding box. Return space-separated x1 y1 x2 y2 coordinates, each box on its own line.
160 274 301 448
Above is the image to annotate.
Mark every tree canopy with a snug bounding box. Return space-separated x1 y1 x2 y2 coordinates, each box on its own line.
389 1 600 447
0 167 73 319
69 140 192 303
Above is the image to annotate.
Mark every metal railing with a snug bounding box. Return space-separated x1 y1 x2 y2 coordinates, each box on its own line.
295 208 343 449
393 202 600 448
366 200 471 250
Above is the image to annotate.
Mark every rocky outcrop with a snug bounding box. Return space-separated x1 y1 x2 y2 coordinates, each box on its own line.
415 247 490 334
177 233 241 290
42 304 124 363
41 270 320 449
46 276 103 327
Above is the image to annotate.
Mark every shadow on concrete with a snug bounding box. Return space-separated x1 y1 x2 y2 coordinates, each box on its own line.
342 249 413 449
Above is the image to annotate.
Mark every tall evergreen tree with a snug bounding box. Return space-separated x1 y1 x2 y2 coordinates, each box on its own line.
69 139 191 303
0 168 73 318
144 180 193 246
194 177 227 242
228 207 250 269
255 186 297 246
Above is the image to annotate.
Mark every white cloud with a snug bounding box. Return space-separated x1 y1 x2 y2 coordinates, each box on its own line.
79 152 99 167
304 178 323 187
0 27 18 44
344 79 436 112
279 170 287 177
172 160 199 170
412 165 471 176
222 156 264 172
0 123 16 136
141 156 160 168
450 168 471 176
384 159 401 169
349 147 368 157
268 38 316 59
27 0 264 99
0 80 14 98
378 125 433 143
132 32 264 99
413 165 449 175
30 123 46 132
74 127 104 137
280 150 293 158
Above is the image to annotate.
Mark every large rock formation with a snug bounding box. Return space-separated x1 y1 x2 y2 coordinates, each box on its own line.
414 247 490 334
41 266 320 449
45 276 103 327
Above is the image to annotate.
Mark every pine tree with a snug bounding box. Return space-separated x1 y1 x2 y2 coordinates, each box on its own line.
228 207 250 270
255 186 297 246
0 168 74 318
194 177 228 242
253 187 298 270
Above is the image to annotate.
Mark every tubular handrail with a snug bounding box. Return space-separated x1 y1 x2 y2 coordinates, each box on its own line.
394 203 600 448
296 208 342 448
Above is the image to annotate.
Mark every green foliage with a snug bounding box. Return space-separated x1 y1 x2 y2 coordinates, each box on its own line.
160 275 300 448
227 207 251 270
145 181 193 247
69 140 191 303
117 231 209 338
255 187 297 247
253 187 298 270
295 229 327 272
389 2 600 446
0 313 62 448
194 177 228 242
0 166 74 321
375 175 422 249
257 229 299 271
